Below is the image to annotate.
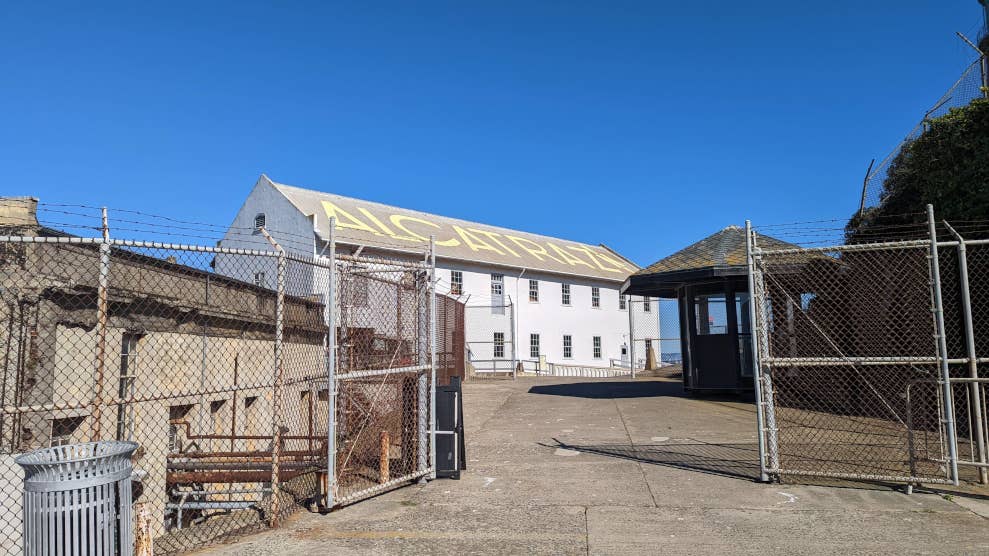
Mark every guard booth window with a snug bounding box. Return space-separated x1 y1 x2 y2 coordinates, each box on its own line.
694 293 729 335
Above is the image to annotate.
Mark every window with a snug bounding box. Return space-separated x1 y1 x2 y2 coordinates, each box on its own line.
243 396 259 450
593 336 602 359
619 295 627 310
561 283 571 306
210 399 228 437
450 270 463 296
254 271 266 288
643 298 651 312
491 274 504 296
529 279 539 302
694 293 728 335
254 213 266 230
167 404 195 452
530 333 540 358
493 332 505 358
563 335 572 358
51 417 85 447
116 333 141 441
591 287 600 308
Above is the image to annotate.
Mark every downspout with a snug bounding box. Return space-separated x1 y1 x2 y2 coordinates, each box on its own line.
514 268 526 371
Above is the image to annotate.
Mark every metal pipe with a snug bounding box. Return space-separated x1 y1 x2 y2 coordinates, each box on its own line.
326 216 337 508
746 220 770 482
927 205 960 485
942 221 986 483
92 207 110 441
752 234 780 474
429 236 438 479
628 297 636 379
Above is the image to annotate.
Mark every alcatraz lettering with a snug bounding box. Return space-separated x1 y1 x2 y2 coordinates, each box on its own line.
321 200 631 273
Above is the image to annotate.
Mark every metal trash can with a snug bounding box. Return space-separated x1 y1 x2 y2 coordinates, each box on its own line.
15 441 138 556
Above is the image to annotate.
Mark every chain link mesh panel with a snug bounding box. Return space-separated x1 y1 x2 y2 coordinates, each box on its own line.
330 256 435 504
628 297 680 378
752 240 955 484
0 236 444 554
464 302 516 376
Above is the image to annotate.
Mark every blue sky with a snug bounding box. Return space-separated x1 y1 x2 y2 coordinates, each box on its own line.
2 1 985 266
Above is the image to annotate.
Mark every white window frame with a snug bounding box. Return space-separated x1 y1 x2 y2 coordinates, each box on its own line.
493 332 505 358
530 333 540 358
450 270 463 296
619 295 627 310
561 283 571 306
593 336 602 359
591 286 600 308
491 274 504 297
563 334 572 359
529 279 539 302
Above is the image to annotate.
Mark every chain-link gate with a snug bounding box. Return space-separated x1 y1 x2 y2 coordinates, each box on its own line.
747 208 989 486
0 214 441 553
627 297 678 378
327 239 436 506
464 301 517 377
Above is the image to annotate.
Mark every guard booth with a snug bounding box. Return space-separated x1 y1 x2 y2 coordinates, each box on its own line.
621 225 795 394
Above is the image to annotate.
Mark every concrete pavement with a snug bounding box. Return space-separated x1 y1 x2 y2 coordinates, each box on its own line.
192 377 989 555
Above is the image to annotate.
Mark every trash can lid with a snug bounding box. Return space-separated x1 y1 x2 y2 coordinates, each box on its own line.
15 441 138 469
16 441 139 491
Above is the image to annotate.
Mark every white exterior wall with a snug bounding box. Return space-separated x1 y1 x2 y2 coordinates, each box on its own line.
222 182 654 370
441 262 657 368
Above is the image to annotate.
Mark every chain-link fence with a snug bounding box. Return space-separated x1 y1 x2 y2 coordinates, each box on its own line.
627 297 679 378
0 210 457 553
464 301 516 378
858 55 987 213
748 209 989 486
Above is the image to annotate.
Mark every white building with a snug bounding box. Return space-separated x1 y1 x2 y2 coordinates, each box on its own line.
217 175 656 370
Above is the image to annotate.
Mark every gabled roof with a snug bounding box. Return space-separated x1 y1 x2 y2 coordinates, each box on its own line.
635 225 796 276
622 225 799 297
264 175 638 283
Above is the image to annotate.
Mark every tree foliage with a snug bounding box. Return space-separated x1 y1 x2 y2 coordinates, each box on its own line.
846 98 989 242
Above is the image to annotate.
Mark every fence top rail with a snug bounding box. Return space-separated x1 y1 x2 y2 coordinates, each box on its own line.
753 238 984 256
336 252 429 270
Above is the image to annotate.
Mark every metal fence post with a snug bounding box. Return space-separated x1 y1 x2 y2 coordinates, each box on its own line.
628 299 636 379
417 248 429 483
326 217 338 507
92 207 110 441
260 228 287 525
429 236 437 479
751 234 780 475
927 205 960 485
944 221 988 484
509 297 517 380
746 221 770 483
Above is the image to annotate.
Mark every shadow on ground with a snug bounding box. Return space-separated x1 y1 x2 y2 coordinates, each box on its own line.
528 380 689 399
549 438 763 481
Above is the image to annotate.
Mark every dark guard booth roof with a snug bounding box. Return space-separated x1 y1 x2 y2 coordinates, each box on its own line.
621 225 798 298
621 225 798 393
